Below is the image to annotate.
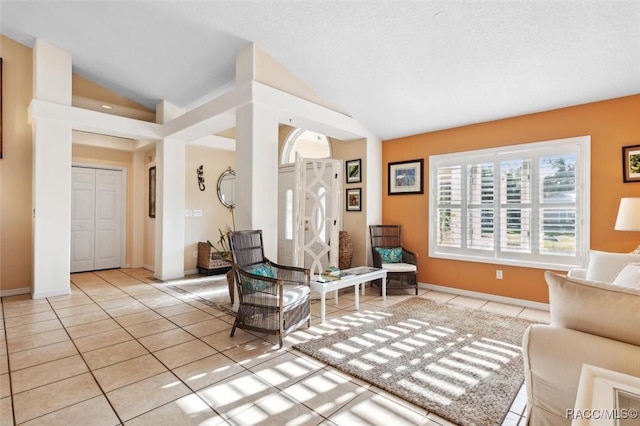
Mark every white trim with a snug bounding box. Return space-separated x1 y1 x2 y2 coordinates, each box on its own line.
0 287 32 297
143 264 155 272
418 282 550 311
184 268 198 276
32 288 71 299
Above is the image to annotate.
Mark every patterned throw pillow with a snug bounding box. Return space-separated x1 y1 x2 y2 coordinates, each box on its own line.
375 247 403 263
632 245 640 254
245 263 275 292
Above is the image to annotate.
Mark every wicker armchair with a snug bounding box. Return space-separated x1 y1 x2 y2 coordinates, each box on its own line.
227 230 311 348
369 225 418 295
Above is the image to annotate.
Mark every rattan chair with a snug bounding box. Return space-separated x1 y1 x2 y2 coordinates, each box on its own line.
369 225 418 295
227 230 311 348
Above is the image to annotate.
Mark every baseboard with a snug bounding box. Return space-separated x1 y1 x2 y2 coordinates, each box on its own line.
0 287 31 298
418 282 550 311
184 268 198 276
143 264 155 272
32 288 71 300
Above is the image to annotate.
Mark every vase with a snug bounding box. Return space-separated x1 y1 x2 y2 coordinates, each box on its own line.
338 231 353 269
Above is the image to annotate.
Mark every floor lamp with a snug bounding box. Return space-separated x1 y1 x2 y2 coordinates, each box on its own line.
614 197 640 253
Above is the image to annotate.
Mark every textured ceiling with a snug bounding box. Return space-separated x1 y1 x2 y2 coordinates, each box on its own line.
2 0 639 140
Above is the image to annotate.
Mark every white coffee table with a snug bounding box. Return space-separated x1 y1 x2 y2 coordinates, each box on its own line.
572 364 640 425
310 266 387 322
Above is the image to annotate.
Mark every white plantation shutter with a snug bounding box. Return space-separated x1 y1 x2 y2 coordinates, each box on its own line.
429 136 590 270
467 163 494 251
436 166 462 248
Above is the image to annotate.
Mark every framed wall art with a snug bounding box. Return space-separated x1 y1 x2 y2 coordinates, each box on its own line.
622 145 640 183
388 159 424 195
346 188 362 211
149 166 156 218
346 159 362 183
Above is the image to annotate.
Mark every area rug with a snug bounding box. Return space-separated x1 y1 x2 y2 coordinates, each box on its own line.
293 297 535 426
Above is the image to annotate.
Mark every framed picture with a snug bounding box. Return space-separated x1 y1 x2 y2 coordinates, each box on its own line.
346 159 362 183
149 166 156 218
346 188 362 211
388 159 424 195
622 145 640 183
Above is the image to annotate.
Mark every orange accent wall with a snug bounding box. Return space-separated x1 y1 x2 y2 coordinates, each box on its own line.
383 95 640 303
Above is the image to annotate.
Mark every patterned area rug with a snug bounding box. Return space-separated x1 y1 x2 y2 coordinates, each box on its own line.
293 297 534 426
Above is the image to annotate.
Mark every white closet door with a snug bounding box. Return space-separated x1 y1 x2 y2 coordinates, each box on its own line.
94 169 122 270
71 168 96 273
71 167 123 273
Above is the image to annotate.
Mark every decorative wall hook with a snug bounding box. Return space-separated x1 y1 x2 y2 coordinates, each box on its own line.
197 165 206 191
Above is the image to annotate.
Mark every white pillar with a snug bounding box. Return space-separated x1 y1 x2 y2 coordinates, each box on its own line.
131 149 145 268
32 39 72 299
152 100 186 280
154 138 186 280
235 103 279 259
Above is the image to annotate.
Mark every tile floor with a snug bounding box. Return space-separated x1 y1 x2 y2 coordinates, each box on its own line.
0 268 549 425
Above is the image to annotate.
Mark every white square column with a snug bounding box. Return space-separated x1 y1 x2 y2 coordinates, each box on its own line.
235 103 279 259
154 138 186 280
31 39 72 299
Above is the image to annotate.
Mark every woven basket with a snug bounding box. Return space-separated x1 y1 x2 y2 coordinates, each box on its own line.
197 242 231 269
338 231 353 269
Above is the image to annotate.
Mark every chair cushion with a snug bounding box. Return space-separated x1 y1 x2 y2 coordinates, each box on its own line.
381 262 417 272
245 263 275 292
375 247 402 263
585 250 640 283
545 271 640 346
611 263 640 289
243 285 310 306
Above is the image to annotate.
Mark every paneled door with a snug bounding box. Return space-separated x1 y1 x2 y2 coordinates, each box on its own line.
71 167 123 273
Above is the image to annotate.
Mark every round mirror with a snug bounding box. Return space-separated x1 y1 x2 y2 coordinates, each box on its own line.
217 168 235 208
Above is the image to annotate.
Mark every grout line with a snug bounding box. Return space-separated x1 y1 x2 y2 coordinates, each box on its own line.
1 297 18 426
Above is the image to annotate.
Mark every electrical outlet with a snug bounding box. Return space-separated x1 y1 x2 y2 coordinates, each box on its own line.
192 250 198 258
496 270 503 280
193 210 203 217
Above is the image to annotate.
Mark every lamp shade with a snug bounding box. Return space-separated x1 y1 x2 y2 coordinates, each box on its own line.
614 197 640 231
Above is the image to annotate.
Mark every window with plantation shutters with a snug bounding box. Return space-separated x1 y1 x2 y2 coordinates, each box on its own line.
429 136 590 270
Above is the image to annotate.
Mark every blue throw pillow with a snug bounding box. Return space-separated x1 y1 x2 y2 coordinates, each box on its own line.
375 247 402 263
245 263 275 292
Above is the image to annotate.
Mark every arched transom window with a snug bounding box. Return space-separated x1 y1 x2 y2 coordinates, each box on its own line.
281 129 331 165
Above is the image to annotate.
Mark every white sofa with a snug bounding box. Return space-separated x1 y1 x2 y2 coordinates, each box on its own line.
522 251 640 425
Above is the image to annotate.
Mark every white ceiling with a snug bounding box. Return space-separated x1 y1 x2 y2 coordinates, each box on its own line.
2 1 639 141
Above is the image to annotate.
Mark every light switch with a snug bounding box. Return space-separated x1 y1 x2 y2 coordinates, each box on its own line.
193 210 203 217
185 210 192 217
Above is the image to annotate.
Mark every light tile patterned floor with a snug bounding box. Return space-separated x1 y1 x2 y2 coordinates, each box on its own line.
0 268 548 425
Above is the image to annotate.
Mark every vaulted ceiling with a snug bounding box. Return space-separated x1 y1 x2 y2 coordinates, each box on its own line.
2 1 639 140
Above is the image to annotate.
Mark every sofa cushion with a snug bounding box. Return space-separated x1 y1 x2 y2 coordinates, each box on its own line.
545 271 640 346
585 250 640 283
611 262 640 289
